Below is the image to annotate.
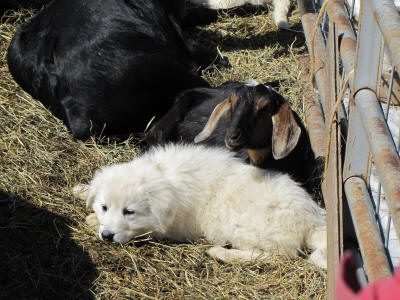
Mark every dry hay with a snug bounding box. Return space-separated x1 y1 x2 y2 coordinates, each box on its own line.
0 5 326 299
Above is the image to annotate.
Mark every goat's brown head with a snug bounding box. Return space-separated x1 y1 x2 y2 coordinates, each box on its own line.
194 84 302 160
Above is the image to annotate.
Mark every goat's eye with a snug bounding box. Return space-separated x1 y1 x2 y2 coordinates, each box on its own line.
123 208 135 216
102 205 108 212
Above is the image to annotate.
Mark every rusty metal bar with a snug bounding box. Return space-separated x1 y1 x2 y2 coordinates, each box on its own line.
367 0 400 72
344 176 393 281
327 0 357 85
355 88 400 240
327 0 355 39
296 0 327 158
339 31 357 77
297 0 329 114
303 91 326 158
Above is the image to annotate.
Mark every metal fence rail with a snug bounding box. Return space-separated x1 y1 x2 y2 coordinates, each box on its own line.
298 0 400 298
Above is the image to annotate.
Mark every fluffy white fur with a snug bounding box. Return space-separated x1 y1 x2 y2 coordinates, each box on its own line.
189 0 291 29
73 144 326 268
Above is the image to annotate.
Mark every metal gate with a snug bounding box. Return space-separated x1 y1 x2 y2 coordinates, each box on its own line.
298 0 400 298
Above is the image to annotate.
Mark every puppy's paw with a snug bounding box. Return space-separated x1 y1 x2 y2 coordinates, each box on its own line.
72 184 89 201
207 246 227 261
308 249 327 269
86 213 100 231
308 226 327 269
208 246 265 263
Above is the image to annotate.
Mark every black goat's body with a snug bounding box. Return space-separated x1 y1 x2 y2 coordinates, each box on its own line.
7 0 220 139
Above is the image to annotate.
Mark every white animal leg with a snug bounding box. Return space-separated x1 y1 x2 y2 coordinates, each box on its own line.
188 0 250 9
307 226 327 269
188 0 228 9
207 246 265 262
272 0 291 28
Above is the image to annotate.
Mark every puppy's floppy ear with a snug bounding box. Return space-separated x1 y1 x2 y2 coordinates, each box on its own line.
72 184 96 209
150 196 176 234
271 102 301 159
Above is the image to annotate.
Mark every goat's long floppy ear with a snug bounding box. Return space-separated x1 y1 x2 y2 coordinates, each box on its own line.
72 184 95 209
194 96 231 143
271 102 302 159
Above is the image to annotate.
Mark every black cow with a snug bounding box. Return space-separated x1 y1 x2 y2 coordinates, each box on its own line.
7 0 226 140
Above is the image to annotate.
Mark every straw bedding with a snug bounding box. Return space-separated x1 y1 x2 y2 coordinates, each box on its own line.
0 4 326 299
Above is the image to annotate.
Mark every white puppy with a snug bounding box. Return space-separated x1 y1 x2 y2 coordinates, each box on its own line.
73 144 326 268
189 0 291 29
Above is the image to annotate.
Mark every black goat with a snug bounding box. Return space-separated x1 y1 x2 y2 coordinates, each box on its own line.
7 0 226 140
147 82 321 194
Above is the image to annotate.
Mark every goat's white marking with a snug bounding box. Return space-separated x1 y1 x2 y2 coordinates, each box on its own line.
245 79 259 86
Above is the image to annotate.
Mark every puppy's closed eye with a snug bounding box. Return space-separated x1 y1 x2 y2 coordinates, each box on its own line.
123 208 135 216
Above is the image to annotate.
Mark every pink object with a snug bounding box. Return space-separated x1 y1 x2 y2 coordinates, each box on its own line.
336 251 400 299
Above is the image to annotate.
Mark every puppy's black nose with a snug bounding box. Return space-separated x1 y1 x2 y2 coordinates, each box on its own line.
101 230 115 242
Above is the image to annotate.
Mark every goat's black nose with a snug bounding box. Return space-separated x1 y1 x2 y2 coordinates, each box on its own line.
229 131 242 142
101 230 115 242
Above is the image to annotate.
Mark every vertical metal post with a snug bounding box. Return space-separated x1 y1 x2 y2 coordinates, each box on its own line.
324 19 341 300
